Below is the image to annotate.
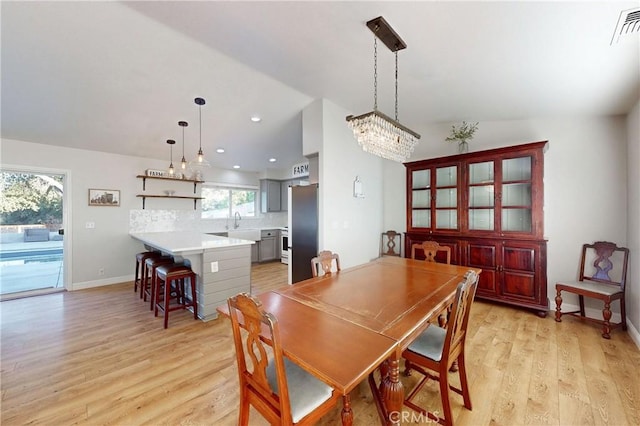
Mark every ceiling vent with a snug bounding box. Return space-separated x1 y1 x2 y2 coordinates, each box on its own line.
611 7 640 45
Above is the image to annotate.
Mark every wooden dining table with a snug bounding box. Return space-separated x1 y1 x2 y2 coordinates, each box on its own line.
218 256 480 425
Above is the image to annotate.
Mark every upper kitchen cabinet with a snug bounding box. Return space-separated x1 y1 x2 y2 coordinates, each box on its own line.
260 179 282 213
405 141 549 316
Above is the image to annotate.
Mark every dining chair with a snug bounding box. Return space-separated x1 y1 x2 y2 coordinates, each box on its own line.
311 250 341 277
411 241 451 264
402 270 479 426
555 241 629 339
227 293 341 425
380 230 402 257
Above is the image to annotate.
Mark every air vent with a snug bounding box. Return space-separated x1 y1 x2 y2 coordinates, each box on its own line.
611 7 640 45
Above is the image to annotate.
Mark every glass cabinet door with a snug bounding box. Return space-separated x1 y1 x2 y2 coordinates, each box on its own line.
435 166 457 229
501 156 532 232
468 161 494 231
411 169 431 228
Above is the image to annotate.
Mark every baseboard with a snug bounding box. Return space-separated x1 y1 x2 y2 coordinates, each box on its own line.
71 275 133 290
626 320 640 349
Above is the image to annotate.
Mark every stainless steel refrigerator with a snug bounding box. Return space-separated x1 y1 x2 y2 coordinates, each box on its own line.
287 184 318 284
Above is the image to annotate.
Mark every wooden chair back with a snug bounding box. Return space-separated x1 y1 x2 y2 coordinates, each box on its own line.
380 230 401 257
444 270 479 361
411 241 451 264
227 292 339 424
311 251 341 277
579 241 629 289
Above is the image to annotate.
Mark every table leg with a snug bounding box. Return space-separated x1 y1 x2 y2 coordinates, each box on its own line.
380 357 403 426
341 394 353 426
369 358 403 426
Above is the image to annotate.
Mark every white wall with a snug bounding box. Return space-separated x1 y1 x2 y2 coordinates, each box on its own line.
0 138 273 289
627 99 640 337
303 99 384 268
383 116 630 319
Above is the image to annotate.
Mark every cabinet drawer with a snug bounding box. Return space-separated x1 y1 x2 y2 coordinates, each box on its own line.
261 229 278 238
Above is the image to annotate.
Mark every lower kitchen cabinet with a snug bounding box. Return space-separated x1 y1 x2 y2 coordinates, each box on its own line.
258 229 280 262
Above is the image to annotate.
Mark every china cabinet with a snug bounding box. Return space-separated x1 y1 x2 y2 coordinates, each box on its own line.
405 141 548 315
136 175 203 209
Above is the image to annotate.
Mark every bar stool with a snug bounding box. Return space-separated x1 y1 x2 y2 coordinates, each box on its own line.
154 264 198 329
134 251 162 294
143 256 174 309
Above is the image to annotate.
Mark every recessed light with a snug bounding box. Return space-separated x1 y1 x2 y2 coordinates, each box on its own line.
250 115 261 123
269 158 277 163
233 165 240 169
216 148 225 154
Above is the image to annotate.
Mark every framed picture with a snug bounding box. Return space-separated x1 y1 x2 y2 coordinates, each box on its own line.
88 189 120 206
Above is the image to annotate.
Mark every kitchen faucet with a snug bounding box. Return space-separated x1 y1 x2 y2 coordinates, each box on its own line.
234 211 241 229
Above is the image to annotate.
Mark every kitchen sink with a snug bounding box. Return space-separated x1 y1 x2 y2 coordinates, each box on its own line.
227 228 261 241
208 232 228 237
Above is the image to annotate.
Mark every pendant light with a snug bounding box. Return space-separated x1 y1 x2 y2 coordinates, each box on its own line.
195 97 209 165
178 121 188 170
188 97 210 180
167 139 176 176
345 16 420 162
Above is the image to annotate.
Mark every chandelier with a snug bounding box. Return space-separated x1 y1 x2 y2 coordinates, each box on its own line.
346 16 420 163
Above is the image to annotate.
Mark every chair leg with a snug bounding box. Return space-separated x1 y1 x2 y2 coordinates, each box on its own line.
621 298 627 331
163 276 171 329
457 352 472 410
439 365 453 426
238 386 250 426
134 261 140 293
602 301 612 339
578 295 585 316
190 275 198 319
554 289 563 322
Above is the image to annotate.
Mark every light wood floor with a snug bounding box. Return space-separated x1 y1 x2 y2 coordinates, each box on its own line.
1 261 639 425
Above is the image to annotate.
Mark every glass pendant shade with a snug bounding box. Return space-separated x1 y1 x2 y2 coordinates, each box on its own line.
179 121 188 170
166 139 176 176
346 110 419 163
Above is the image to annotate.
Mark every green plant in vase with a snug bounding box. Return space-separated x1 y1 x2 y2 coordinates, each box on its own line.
445 121 478 153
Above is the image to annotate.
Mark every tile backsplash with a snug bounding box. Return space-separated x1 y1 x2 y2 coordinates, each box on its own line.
129 210 287 233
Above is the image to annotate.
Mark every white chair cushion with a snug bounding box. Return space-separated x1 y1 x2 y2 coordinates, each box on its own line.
407 325 447 362
557 280 622 296
266 357 334 423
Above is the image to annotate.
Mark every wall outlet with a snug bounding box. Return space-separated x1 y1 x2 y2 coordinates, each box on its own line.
210 261 218 273
86 222 95 229
98 268 105 275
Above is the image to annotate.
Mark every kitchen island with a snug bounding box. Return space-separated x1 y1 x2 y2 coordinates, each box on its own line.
130 231 254 321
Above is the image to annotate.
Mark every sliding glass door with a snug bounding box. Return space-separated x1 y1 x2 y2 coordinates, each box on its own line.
0 169 66 297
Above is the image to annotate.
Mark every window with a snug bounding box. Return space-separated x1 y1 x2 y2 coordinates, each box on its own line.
201 186 257 219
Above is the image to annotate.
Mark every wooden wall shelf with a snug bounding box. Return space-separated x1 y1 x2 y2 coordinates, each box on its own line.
136 175 203 192
136 174 204 209
135 195 203 210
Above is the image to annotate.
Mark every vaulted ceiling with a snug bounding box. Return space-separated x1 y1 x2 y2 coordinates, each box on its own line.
2 1 638 172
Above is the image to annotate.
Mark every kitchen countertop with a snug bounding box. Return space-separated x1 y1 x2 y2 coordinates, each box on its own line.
130 231 254 254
